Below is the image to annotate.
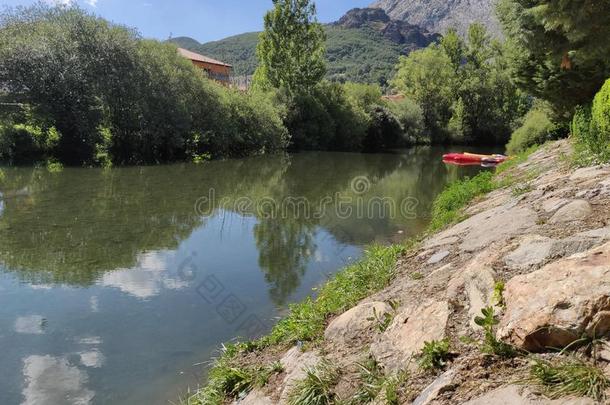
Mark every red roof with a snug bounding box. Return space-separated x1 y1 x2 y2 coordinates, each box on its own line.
177 48 232 68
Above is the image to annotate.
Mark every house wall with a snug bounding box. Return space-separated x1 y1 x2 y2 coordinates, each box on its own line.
190 60 232 84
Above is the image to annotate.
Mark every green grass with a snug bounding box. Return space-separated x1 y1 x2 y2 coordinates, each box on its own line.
528 358 610 401
263 244 405 346
474 307 519 358
287 360 340 405
184 244 404 404
427 171 496 233
427 144 541 233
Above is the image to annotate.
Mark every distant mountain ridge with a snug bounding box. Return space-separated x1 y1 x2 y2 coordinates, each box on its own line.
370 0 501 37
170 8 438 87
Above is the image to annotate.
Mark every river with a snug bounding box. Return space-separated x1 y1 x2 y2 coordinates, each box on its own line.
0 147 493 404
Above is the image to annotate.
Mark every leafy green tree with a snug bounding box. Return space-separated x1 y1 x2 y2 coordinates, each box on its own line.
392 45 456 141
497 0 610 116
254 0 326 95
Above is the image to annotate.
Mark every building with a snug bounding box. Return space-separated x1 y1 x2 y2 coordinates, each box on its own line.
177 47 232 85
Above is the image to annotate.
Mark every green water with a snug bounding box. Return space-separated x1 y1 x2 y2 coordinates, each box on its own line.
0 148 489 404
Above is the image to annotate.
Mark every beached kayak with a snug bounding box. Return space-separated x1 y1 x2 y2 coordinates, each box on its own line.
443 153 508 164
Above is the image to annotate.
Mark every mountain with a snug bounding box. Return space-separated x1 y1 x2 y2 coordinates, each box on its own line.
170 8 439 87
370 0 501 37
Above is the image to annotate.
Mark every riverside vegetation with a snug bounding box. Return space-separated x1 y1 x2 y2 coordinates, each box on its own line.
181 0 610 404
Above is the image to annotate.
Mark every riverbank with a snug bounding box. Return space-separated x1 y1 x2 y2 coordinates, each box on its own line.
185 139 610 405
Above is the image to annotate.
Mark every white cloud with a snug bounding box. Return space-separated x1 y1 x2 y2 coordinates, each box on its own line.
100 251 188 299
85 0 99 7
79 350 105 368
22 355 94 405
14 315 46 335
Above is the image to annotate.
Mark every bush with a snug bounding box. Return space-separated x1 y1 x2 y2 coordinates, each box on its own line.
286 82 368 151
0 122 58 164
363 106 403 152
387 98 425 144
506 105 558 154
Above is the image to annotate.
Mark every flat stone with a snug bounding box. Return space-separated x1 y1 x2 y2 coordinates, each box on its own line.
549 200 592 224
423 235 460 250
412 369 456 405
447 248 498 330
550 226 610 258
462 385 595 405
427 250 450 265
504 235 556 270
427 203 538 253
371 300 449 372
498 241 610 352
324 301 391 344
279 347 320 402
541 197 570 213
570 166 610 181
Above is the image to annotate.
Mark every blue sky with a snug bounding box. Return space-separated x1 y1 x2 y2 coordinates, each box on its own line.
0 0 371 42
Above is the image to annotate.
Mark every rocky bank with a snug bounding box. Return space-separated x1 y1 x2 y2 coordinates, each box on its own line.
233 140 610 404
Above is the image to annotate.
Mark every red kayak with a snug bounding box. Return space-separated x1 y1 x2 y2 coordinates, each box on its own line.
443 153 508 165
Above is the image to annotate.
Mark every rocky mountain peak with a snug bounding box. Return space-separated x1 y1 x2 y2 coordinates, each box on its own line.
370 0 501 37
334 8 440 49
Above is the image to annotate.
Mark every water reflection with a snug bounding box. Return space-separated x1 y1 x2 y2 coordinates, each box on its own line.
0 148 490 405
100 251 189 300
22 355 95 405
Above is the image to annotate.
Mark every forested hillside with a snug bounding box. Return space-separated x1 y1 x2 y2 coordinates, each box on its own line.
171 8 438 87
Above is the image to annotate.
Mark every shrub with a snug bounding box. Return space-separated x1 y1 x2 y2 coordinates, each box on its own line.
506 106 556 154
286 82 368 151
363 106 403 152
386 98 426 144
0 122 57 164
418 339 452 371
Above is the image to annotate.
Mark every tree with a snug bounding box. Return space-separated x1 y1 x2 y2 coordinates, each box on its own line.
497 0 610 116
392 45 456 141
254 0 326 95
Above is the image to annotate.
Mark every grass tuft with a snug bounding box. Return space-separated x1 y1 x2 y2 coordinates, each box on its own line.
528 358 610 401
287 360 340 405
264 244 405 345
418 339 452 371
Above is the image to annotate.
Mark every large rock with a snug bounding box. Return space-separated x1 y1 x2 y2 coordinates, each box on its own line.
463 385 595 404
548 200 593 224
324 301 392 344
371 300 449 371
424 203 537 253
569 166 610 181
498 242 610 352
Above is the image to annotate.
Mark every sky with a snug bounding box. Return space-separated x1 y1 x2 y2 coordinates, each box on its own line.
0 0 372 42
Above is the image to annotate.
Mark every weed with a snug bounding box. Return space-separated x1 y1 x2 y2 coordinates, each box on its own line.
418 339 452 371
383 371 409 405
492 281 505 307
410 272 424 280
528 357 609 401
46 159 63 173
287 360 340 405
512 182 533 196
350 357 385 404
474 307 518 358
368 300 399 333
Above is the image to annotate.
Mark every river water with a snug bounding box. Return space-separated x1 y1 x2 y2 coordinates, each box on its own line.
0 148 491 404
